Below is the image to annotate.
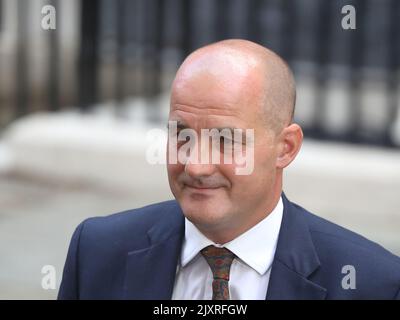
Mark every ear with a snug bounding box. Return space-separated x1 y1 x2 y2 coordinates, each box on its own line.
276 123 303 169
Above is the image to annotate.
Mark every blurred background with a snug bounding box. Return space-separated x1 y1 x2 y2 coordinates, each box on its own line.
0 0 399 299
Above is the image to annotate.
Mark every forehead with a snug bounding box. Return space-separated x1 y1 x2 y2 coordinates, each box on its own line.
170 70 264 129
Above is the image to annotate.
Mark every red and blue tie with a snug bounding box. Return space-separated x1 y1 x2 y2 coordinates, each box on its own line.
200 245 236 300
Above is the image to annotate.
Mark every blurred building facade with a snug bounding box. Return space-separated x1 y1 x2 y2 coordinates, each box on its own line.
1 0 400 146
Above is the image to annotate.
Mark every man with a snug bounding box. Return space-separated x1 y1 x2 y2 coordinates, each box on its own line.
58 39 400 300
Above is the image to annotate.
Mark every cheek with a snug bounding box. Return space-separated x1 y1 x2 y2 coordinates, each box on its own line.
217 162 237 179
221 144 275 173
255 143 277 167
221 149 276 190
167 163 184 183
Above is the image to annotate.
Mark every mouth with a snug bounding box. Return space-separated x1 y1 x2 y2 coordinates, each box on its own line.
184 184 222 192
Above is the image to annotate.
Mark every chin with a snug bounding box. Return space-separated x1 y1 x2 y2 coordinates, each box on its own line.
179 196 231 228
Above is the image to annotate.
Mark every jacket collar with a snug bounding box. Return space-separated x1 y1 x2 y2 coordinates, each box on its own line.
123 202 185 299
266 193 327 299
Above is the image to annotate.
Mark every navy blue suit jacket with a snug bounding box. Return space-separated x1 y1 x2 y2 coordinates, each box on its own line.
58 194 400 299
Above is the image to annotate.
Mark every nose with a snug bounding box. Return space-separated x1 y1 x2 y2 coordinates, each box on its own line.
185 161 217 178
184 137 218 178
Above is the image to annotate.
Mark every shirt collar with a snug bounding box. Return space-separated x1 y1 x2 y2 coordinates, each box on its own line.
180 196 284 275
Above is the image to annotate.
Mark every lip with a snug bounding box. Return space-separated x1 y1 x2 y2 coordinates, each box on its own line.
185 185 222 192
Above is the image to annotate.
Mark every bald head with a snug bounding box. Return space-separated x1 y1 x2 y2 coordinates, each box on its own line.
171 39 296 134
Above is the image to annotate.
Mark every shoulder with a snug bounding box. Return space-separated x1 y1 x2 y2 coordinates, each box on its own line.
76 200 183 252
292 201 400 297
82 200 181 232
59 200 184 299
297 202 400 264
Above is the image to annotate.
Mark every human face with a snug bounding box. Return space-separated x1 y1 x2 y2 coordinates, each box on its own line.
167 66 281 243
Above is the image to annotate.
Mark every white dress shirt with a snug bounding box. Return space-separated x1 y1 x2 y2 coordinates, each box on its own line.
172 197 283 300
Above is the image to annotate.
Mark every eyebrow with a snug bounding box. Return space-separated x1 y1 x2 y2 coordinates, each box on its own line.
215 127 239 135
166 121 242 132
166 120 188 130
167 122 250 140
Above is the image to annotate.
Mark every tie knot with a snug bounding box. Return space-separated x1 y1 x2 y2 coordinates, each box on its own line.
200 245 235 281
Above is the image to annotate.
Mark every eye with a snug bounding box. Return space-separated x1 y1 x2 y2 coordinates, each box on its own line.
219 136 234 153
176 132 191 147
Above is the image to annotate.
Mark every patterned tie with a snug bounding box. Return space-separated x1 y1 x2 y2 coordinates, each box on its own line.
200 245 236 300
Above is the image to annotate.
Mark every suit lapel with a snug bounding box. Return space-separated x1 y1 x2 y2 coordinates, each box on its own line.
123 203 185 299
266 260 327 299
266 194 327 300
